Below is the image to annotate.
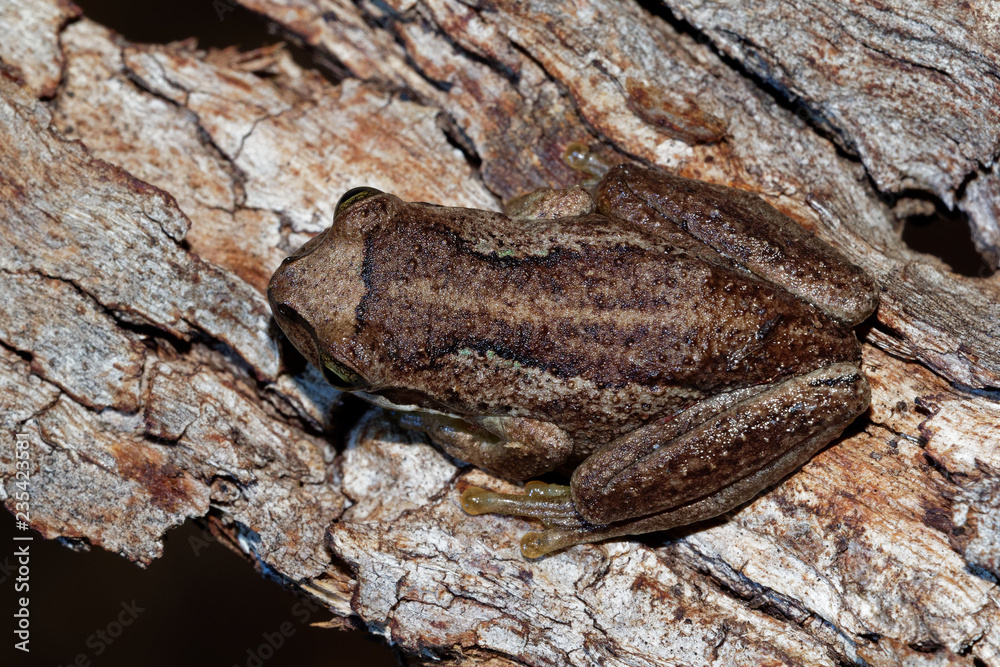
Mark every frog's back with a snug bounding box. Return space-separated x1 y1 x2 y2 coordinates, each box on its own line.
357 204 860 437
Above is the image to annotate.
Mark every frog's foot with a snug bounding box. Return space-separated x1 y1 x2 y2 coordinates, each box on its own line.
461 482 612 558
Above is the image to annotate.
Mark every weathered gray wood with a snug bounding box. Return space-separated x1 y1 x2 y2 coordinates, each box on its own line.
0 0 998 665
0 0 79 97
661 0 1000 205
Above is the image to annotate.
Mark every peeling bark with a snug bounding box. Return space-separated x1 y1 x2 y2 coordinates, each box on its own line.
0 0 998 665
0 0 79 97
662 0 1000 204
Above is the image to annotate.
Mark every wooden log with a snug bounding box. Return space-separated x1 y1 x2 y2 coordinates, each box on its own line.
0 0 998 664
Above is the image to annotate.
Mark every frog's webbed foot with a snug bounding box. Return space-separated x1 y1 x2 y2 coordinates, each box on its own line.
461 482 614 558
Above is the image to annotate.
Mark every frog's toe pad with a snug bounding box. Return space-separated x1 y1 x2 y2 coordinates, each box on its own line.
460 486 502 515
520 531 574 559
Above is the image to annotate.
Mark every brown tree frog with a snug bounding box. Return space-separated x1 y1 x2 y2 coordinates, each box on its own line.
268 163 878 558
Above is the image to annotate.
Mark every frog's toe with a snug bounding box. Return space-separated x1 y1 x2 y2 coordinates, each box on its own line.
520 531 554 558
520 530 586 558
460 486 497 515
460 483 579 525
461 484 646 557
462 482 625 557
564 142 610 181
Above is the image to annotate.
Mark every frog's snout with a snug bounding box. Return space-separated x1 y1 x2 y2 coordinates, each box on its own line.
268 269 323 371
267 265 296 327
270 301 316 361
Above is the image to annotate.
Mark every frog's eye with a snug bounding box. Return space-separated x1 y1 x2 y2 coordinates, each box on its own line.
320 354 368 391
334 186 383 219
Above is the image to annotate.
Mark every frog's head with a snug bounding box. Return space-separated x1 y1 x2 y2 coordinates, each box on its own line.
267 186 401 393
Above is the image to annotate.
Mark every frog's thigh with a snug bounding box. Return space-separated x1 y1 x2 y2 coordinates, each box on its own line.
572 361 870 526
395 411 573 480
597 165 879 325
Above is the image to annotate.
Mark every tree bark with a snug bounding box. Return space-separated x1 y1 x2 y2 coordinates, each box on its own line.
1 0 998 665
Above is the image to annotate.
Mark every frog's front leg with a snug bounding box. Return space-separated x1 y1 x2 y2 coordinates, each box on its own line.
462 362 869 557
394 411 573 480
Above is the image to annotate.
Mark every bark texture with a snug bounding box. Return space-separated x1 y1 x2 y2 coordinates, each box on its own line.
0 0 998 665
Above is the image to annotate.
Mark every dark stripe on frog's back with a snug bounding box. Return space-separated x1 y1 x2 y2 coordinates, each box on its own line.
356 205 860 408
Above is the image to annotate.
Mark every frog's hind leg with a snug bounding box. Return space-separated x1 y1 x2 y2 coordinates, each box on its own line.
462 362 870 558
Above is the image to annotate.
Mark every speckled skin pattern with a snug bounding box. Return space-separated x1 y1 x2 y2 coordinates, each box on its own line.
269 164 878 547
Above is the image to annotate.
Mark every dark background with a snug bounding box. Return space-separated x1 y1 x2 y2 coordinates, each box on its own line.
0 508 397 666
2 0 991 665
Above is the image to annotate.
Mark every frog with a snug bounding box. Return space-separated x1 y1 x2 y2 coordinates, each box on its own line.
267 161 879 558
